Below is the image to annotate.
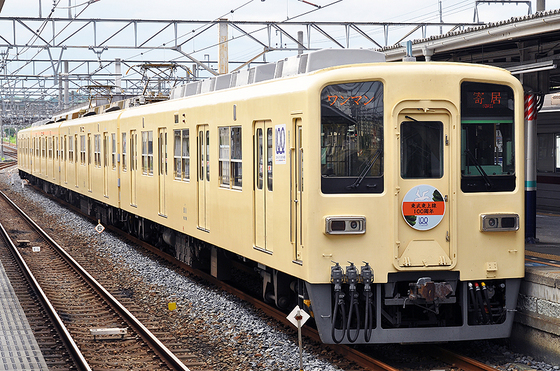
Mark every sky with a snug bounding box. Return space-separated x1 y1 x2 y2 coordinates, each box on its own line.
3 1 560 55
2 0 560 93
3 0 560 24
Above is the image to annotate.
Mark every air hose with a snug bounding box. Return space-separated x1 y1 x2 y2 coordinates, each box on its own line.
346 262 360 343
331 262 346 344
361 262 374 342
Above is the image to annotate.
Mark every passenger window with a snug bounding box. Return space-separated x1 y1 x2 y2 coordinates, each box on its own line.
94 134 101 167
219 126 242 189
142 131 154 175
174 130 190 180
401 121 443 179
111 133 117 169
182 129 190 180
320 81 384 194
122 133 127 171
256 128 263 190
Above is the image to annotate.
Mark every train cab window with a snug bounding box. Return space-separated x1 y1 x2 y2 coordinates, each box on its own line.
401 121 443 179
320 81 384 194
461 81 515 192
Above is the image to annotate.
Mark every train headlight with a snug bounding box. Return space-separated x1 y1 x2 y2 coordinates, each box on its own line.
325 217 366 235
480 214 519 232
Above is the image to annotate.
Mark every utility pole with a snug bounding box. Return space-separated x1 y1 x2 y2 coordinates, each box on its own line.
439 0 443 35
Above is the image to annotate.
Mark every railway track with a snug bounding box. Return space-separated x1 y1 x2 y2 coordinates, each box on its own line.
7 178 506 371
63 197 501 371
0 189 207 371
0 223 78 370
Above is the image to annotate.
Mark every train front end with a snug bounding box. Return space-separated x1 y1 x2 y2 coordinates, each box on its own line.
303 62 525 344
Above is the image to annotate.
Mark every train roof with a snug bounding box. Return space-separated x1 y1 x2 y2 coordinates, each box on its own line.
169 49 386 100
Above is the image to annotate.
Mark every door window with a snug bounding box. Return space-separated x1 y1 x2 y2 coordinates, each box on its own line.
401 121 443 179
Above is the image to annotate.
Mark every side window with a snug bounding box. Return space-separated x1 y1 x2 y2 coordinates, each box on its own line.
219 126 242 189
111 133 117 169
80 135 86 165
142 130 154 175
94 134 101 167
68 136 74 163
256 128 263 190
320 81 384 194
182 129 190 180
219 127 231 187
174 130 182 179
174 129 190 181
122 133 127 171
130 130 137 171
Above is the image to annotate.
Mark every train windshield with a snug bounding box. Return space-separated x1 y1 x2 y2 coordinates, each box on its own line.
461 81 515 192
320 81 384 194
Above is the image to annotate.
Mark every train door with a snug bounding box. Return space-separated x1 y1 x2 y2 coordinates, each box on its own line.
197 125 209 231
254 121 274 252
158 128 167 216
130 130 137 206
291 120 303 262
103 132 109 197
395 109 453 268
63 135 67 184
74 135 78 187
87 133 92 191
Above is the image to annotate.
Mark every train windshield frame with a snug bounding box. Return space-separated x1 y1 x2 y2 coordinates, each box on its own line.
320 81 384 194
461 81 515 192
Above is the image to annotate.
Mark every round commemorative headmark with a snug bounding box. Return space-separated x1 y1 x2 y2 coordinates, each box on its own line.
401 185 445 231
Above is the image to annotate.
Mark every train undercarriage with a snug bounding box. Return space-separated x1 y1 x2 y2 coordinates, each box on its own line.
24 172 521 345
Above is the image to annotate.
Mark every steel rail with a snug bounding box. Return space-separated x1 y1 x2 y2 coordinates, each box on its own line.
426 346 500 371
26 183 504 371
95 218 400 371
0 190 191 371
0 200 91 371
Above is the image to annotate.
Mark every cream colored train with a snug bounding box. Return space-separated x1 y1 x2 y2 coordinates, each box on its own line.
18 49 525 344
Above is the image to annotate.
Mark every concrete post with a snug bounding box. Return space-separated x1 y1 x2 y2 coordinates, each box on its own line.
218 19 228 75
64 61 69 109
298 31 304 55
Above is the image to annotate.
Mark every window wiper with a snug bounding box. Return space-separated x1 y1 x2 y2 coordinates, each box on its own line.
465 149 492 189
347 149 382 189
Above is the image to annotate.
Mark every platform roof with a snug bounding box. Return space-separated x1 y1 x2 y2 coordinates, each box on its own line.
381 9 560 93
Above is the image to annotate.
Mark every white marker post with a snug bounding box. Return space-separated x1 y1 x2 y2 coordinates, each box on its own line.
95 220 105 234
287 305 310 371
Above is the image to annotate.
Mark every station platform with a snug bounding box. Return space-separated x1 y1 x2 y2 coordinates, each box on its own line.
512 212 560 365
0 256 49 370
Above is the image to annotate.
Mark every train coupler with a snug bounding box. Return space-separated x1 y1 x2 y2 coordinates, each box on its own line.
408 277 453 303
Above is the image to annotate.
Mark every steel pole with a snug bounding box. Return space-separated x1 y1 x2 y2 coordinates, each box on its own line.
525 92 538 243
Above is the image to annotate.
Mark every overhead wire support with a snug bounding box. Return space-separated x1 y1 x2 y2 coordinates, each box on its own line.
0 8 479 126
